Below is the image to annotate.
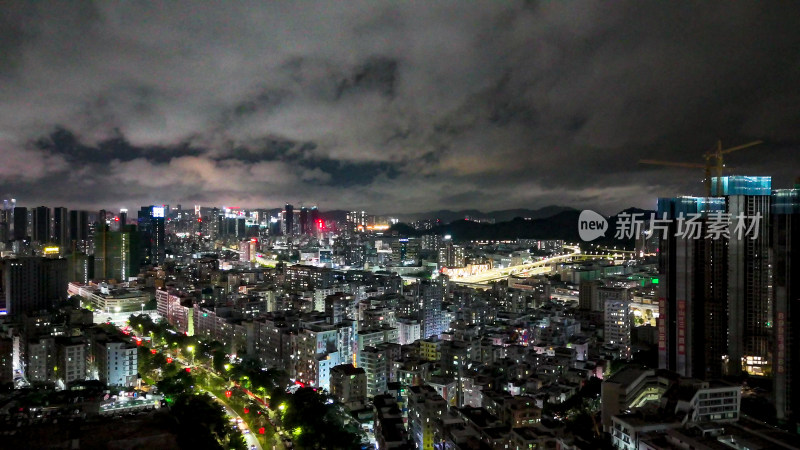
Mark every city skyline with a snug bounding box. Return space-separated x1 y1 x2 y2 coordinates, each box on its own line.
1 2 799 213
4 3 800 449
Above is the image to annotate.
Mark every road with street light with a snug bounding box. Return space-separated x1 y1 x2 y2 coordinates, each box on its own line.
207 390 264 450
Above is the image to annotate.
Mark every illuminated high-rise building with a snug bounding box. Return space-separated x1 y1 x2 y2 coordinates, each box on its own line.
69 210 90 251
283 203 294 236
0 199 14 242
657 196 727 379
347 210 367 233
310 206 320 234
32 206 50 243
93 224 141 281
714 176 772 377
53 207 69 250
299 206 308 235
0 257 67 316
659 176 774 380
771 188 800 422
137 205 165 266
12 207 27 241
419 279 446 339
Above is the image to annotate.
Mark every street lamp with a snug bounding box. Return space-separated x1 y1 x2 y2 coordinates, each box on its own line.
141 303 145 314
187 345 195 365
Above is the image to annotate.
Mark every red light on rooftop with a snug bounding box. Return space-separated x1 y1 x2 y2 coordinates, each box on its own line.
114 217 119 221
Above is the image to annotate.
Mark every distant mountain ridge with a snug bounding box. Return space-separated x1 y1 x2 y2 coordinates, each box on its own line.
320 205 577 224
399 205 578 223
387 207 656 248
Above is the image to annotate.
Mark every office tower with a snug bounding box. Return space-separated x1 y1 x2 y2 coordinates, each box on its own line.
772 188 799 421
151 206 165 265
0 199 13 242
0 257 68 316
119 209 128 226
714 176 772 377
69 210 90 251
2 198 15 220
138 206 165 266
93 224 141 281
12 207 27 240
658 196 728 379
53 207 69 250
284 203 294 236
659 176 773 380
236 217 246 238
391 238 420 265
310 206 320 233
221 218 234 237
299 206 308 235
137 207 152 264
32 206 50 243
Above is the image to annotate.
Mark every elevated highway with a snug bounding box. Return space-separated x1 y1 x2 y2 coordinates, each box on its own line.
450 245 629 286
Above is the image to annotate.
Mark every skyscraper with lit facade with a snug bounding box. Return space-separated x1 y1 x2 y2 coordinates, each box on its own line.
771 188 800 422
657 196 727 379
137 206 165 266
69 210 90 252
93 224 141 281
283 203 294 236
32 206 50 244
713 176 772 377
12 206 27 241
0 257 67 316
299 206 308 235
659 176 775 381
53 207 69 251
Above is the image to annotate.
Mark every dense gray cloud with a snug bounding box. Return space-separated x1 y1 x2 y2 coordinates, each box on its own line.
0 1 798 214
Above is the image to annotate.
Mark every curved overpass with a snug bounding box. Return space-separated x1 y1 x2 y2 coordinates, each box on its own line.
450 245 621 285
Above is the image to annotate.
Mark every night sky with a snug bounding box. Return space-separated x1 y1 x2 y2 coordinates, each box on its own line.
1 1 799 214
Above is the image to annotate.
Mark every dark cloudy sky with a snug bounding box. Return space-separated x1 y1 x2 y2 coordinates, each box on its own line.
1 1 799 214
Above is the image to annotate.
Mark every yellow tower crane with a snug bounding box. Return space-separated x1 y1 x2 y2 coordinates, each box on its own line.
640 140 763 196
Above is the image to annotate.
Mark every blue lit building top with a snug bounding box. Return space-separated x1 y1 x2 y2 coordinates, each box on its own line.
657 196 725 216
772 189 800 214
711 176 771 196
